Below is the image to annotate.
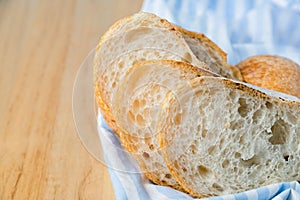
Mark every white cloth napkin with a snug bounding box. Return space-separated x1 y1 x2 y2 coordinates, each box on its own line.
98 0 300 199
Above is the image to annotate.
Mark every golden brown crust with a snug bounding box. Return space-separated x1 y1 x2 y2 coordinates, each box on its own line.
144 172 185 192
237 55 300 98
95 82 120 135
191 77 300 106
225 63 244 81
165 160 208 198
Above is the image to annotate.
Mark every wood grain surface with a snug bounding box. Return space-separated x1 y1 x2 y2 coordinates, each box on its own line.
0 0 143 199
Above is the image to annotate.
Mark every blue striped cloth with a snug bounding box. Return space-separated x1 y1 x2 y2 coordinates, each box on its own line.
97 0 300 199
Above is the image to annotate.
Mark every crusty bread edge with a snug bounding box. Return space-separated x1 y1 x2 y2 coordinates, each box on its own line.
114 60 215 191
96 12 186 52
95 81 121 135
93 12 181 134
236 54 300 98
93 12 215 133
159 76 300 198
175 26 243 81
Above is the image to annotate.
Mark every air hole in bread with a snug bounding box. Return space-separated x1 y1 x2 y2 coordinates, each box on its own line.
252 109 263 124
154 51 160 57
150 85 160 94
239 134 246 143
284 155 289 161
269 119 288 145
174 161 179 169
230 185 239 191
128 111 135 122
230 120 243 130
292 174 298 178
190 144 196 154
149 144 154 151
237 98 250 117
136 114 146 127
197 165 211 178
276 162 284 169
118 61 124 69
259 179 266 185
196 124 201 132
240 155 260 167
212 183 224 192
142 152 150 159
222 160 230 168
265 102 273 109
201 129 207 138
219 138 225 147
157 94 162 100
111 71 115 77
229 90 237 99
207 146 216 155
137 129 142 135
195 89 204 98
234 152 241 159
124 28 153 44
266 159 271 166
233 167 238 173
102 75 108 82
183 52 192 63
182 167 187 172
132 60 138 66
174 113 182 125
165 173 172 179
132 99 140 112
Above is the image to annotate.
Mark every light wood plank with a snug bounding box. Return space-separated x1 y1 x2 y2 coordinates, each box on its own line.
0 0 143 199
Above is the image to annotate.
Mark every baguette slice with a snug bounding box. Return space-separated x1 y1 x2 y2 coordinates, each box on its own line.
94 12 210 133
98 10 238 82
158 76 300 197
98 12 180 44
175 26 243 80
100 11 240 81
237 55 300 98
112 60 215 190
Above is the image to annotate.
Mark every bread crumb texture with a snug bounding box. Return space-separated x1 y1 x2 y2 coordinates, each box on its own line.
159 77 300 197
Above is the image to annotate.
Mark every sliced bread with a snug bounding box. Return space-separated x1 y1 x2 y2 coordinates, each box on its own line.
158 76 300 197
99 11 242 81
175 26 243 80
236 55 300 98
112 60 214 190
94 12 210 133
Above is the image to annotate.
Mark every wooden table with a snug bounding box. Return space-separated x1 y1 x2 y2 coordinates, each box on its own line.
0 0 143 199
